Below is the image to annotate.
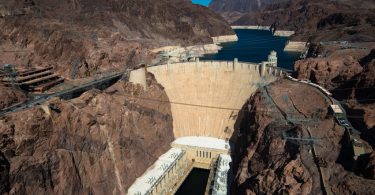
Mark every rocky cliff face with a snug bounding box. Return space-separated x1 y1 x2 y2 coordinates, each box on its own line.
294 56 363 90
0 84 27 110
232 79 375 194
0 74 174 194
294 48 375 147
0 0 233 78
342 52 375 148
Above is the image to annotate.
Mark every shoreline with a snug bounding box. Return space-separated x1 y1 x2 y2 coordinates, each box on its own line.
231 25 270 30
151 34 240 62
211 34 239 44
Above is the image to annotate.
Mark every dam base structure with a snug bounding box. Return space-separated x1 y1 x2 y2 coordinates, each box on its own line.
128 59 285 195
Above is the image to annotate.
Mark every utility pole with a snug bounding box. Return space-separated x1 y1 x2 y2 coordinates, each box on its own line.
3 64 19 90
70 59 80 79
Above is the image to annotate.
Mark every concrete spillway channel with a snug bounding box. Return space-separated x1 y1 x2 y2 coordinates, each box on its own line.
127 59 285 195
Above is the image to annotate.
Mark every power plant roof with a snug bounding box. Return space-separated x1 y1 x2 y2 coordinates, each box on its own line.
127 148 184 195
172 136 230 151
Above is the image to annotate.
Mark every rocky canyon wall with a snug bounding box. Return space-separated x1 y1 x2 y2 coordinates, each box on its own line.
294 46 375 146
0 74 174 194
0 84 27 110
231 79 375 194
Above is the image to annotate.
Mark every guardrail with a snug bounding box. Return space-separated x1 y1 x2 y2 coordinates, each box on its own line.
204 157 219 195
148 60 293 75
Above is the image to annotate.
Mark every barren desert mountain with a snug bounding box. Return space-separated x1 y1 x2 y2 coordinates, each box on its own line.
209 0 289 23
209 0 290 13
0 0 233 78
210 0 375 42
0 74 174 194
231 79 375 194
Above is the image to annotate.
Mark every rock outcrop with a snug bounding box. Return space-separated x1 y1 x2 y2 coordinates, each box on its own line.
232 79 375 194
0 74 174 194
354 54 375 101
0 84 27 110
0 0 234 78
359 151 375 179
342 51 375 147
294 56 363 90
294 48 375 147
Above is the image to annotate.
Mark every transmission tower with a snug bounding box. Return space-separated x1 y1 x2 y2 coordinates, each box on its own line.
282 131 321 146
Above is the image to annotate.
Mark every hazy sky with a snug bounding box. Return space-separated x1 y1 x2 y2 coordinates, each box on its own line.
192 0 212 6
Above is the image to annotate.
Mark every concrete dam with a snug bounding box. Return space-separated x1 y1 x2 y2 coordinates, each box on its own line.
128 58 285 195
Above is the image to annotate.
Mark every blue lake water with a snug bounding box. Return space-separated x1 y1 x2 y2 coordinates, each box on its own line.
202 29 300 70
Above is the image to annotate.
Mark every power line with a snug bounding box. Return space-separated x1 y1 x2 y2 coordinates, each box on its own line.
340 98 375 103
332 86 375 91
122 94 372 119
295 79 354 84
324 78 363 83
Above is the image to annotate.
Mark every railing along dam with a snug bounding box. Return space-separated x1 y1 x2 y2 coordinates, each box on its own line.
130 59 284 140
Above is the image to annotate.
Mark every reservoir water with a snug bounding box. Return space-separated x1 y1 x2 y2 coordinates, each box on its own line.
202 29 300 70
175 168 210 195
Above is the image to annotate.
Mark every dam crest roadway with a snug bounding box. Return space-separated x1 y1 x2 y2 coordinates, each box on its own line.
128 56 285 195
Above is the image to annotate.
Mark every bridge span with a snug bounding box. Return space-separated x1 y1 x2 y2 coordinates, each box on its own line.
0 71 124 116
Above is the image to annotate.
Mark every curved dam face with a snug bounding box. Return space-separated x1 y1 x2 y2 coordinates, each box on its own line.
128 60 284 195
144 60 282 140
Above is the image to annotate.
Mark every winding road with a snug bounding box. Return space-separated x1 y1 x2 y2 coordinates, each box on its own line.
0 71 125 117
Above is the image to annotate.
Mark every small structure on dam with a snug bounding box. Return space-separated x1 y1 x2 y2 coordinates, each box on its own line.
128 58 285 194
172 137 230 169
261 50 278 67
128 64 147 90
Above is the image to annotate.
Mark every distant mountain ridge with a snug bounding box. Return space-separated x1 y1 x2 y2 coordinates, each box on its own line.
209 0 375 42
209 0 289 13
